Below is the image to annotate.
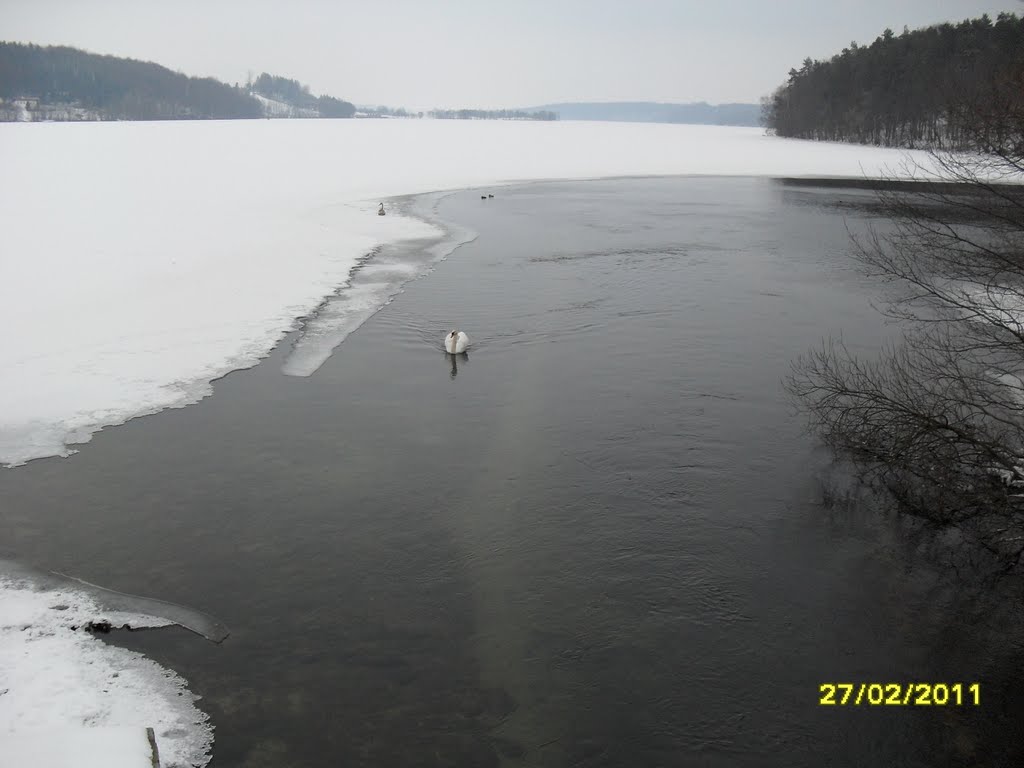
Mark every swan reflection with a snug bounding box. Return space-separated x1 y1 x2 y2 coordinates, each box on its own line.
446 351 469 379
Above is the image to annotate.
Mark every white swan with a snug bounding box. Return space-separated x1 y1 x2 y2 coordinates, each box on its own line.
444 330 469 354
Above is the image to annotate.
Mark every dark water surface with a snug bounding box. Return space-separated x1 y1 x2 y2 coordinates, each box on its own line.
3 177 1022 767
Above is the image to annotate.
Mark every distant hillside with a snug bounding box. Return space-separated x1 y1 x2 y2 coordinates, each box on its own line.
0 42 356 121
526 101 761 127
251 72 354 118
0 42 261 120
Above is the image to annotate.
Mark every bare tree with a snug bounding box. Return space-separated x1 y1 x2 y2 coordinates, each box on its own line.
787 81 1024 572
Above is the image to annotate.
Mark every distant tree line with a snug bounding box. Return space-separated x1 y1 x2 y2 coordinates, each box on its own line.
348 106 558 120
0 42 262 120
358 105 423 118
0 43 358 121
762 13 1024 148
428 108 557 121
0 41 554 124
530 101 760 126
315 95 356 118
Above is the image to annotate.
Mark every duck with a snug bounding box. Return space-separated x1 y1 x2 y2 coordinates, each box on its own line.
378 202 386 216
444 330 469 354
480 195 487 200
488 193 494 198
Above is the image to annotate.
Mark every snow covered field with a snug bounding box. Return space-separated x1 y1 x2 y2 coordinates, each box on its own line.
0 119 934 468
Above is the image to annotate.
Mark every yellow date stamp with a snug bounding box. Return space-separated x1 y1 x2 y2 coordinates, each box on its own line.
819 683 980 706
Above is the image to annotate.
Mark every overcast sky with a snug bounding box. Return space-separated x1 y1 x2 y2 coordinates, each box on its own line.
4 1 1021 109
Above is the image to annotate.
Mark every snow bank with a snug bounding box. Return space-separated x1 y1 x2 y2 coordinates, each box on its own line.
0 120 934 466
0 576 213 767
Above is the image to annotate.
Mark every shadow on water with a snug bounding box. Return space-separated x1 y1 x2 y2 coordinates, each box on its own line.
446 351 469 380
2 177 1023 767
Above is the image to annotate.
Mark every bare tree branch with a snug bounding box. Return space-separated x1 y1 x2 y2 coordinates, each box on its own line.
789 96 1024 573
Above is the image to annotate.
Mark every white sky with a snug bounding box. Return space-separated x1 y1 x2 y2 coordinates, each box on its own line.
3 0 1021 109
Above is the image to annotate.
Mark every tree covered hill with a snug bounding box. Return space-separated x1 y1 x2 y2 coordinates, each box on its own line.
0 42 261 120
251 72 354 118
0 42 355 121
762 12 1024 148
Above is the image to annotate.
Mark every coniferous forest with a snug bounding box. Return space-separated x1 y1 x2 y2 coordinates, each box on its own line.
762 13 1024 148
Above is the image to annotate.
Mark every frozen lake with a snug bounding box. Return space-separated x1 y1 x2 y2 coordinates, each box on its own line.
4 176 1021 766
0 119 931 467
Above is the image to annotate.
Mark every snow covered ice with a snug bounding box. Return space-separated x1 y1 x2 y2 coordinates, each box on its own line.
0 569 217 768
0 119 934 467
2 727 159 768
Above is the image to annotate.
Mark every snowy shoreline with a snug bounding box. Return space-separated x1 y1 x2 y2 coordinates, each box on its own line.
0 120 936 469
0 561 225 767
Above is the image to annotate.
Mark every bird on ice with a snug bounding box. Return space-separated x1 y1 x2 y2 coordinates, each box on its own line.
444 330 469 354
